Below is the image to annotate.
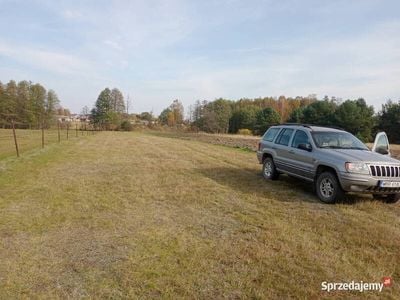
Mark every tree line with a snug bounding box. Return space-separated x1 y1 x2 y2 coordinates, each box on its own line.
3 79 397 142
88 86 400 144
0 80 61 129
189 96 315 135
158 95 400 143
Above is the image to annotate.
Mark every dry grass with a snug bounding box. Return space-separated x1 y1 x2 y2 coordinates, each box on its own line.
0 131 399 299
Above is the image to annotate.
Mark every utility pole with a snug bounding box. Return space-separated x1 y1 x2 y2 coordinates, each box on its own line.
126 94 131 115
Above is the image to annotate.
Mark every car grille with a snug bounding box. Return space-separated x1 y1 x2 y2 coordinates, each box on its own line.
369 165 400 178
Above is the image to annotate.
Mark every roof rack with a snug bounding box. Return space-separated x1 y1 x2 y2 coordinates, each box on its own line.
280 123 346 131
324 125 345 131
280 123 313 129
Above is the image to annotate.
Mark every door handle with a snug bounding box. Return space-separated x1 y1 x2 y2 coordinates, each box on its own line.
288 150 295 154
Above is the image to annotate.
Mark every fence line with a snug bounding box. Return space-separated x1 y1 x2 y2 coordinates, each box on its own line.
0 121 99 159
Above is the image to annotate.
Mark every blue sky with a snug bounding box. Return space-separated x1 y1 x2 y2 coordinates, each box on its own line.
0 0 399 114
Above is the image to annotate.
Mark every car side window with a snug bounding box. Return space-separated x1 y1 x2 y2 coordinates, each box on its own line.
292 130 309 148
275 129 294 146
263 128 281 142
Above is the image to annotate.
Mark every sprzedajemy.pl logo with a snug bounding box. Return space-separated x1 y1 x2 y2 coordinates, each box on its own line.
321 277 393 293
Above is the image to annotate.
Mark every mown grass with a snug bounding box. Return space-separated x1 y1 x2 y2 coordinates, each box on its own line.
0 131 399 299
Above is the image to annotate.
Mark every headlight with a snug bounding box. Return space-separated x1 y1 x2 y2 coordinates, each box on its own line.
345 162 370 174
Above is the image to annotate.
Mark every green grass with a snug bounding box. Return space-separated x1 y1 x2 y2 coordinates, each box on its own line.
0 131 399 298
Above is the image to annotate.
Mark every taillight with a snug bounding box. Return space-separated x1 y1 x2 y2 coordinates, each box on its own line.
258 142 261 151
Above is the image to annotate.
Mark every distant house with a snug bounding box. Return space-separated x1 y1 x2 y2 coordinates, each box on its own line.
58 114 91 124
130 119 156 126
79 114 91 123
70 114 80 121
138 120 150 126
58 115 72 123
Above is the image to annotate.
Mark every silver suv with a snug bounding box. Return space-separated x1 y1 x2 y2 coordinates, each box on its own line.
257 124 400 204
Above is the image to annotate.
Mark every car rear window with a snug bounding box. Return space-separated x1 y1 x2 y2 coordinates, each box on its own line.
262 128 281 142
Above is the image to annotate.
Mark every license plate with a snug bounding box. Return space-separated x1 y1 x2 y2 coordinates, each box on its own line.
379 181 400 188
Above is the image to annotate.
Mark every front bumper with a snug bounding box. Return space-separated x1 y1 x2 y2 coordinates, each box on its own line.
339 172 400 194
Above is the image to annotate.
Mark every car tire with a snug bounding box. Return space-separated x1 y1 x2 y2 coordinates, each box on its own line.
262 157 279 180
315 171 346 204
374 193 400 204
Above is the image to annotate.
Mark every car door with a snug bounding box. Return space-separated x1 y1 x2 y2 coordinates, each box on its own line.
287 129 315 180
273 128 295 172
372 132 391 156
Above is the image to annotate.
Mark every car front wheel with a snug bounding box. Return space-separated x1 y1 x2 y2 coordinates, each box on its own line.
315 171 345 204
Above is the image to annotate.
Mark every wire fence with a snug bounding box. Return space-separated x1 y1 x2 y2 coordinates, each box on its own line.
0 122 98 159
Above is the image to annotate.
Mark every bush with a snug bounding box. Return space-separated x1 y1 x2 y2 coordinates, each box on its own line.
120 120 133 131
238 128 252 135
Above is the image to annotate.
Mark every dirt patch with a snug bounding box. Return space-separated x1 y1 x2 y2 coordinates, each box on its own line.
151 131 260 151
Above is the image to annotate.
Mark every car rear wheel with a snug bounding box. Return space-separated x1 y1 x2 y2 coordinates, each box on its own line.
262 157 279 180
315 171 345 204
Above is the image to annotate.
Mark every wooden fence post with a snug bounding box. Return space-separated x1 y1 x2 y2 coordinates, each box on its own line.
67 123 69 140
41 122 45 148
76 124 78 137
11 120 19 157
58 121 61 143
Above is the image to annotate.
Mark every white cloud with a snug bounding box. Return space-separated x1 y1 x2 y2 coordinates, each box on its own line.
283 20 400 107
124 19 400 113
62 9 83 20
103 40 123 51
0 40 93 76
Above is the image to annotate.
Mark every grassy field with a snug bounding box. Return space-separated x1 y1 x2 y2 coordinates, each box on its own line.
0 131 399 298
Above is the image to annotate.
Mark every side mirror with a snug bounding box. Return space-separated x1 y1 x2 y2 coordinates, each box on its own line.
376 146 389 155
298 143 312 152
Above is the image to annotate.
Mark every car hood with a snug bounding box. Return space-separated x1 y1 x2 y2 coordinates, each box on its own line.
324 149 400 164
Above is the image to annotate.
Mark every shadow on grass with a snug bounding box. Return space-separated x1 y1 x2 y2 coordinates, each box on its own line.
197 167 374 205
197 167 317 203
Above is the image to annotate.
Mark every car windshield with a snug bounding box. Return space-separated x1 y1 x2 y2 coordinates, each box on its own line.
311 131 369 150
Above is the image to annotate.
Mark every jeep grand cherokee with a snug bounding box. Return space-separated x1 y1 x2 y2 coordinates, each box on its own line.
257 124 400 204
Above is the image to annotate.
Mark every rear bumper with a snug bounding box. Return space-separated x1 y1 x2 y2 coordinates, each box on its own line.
339 172 400 194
